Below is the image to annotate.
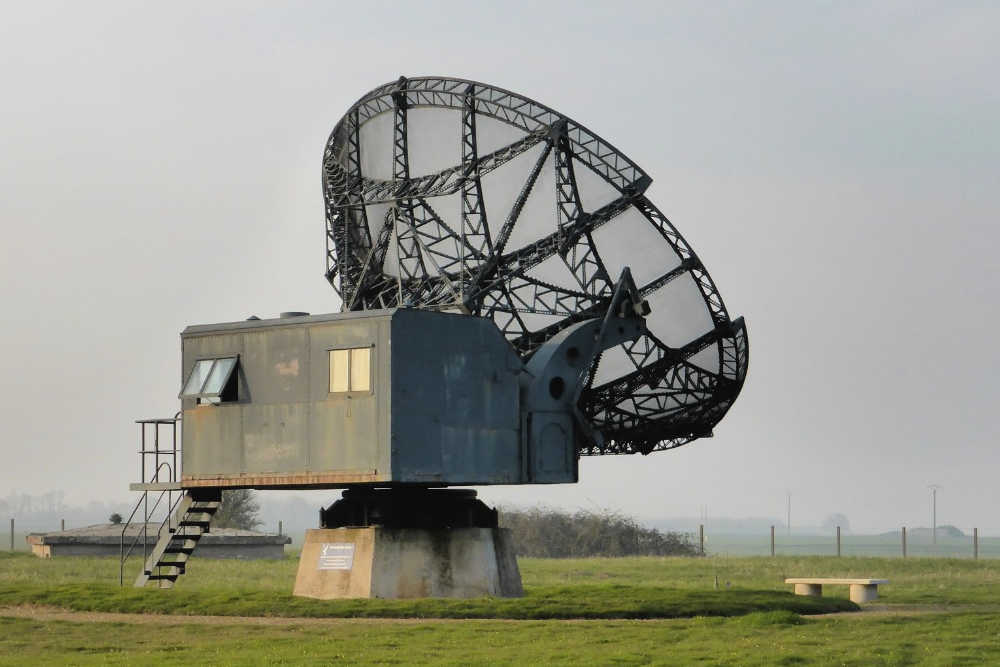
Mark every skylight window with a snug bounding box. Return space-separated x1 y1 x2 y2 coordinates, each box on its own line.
180 357 239 404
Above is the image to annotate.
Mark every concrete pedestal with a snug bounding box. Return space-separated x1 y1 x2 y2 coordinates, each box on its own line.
794 583 822 597
293 526 522 599
849 583 879 604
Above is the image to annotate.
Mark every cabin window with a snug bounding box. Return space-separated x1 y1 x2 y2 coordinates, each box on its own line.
329 346 372 393
180 356 239 404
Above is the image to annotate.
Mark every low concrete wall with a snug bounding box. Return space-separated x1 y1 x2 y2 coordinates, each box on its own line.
294 527 522 599
27 523 290 560
43 543 286 559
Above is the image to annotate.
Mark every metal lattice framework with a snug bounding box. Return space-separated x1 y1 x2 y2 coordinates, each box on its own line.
323 76 748 456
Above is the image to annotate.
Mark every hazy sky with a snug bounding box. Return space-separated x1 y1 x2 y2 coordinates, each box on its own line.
1 1 997 533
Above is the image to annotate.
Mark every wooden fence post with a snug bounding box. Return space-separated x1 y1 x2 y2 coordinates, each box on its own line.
836 526 841 557
9 518 13 551
974 527 979 560
699 524 704 555
770 525 775 557
902 526 907 558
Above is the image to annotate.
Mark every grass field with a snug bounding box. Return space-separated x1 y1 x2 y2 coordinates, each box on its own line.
2 551 1000 664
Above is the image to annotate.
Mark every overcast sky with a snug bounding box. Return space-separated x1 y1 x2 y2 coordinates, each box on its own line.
1 1 997 533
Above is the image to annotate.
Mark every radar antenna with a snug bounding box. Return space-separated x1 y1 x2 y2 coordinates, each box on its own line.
323 76 748 456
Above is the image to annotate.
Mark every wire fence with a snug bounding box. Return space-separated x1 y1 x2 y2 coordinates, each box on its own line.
698 525 998 559
9 517 999 560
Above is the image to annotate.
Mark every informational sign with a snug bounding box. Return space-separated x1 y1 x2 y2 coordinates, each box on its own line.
317 542 355 570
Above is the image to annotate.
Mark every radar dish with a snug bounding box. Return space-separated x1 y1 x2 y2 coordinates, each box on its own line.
322 76 748 456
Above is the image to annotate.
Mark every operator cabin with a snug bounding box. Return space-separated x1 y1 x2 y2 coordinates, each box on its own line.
178 307 606 492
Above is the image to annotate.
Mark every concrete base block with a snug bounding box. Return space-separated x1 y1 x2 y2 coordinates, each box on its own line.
293 527 522 599
849 583 879 604
794 583 822 597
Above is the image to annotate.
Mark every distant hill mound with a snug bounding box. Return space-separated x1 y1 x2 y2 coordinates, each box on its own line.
878 525 965 539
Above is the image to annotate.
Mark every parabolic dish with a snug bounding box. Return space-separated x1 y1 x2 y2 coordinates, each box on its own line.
322 76 748 456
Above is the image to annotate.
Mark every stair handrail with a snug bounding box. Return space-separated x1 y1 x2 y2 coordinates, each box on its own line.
122 413 183 586
119 462 177 586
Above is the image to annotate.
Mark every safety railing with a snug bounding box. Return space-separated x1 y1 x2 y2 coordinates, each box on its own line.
119 414 182 586
137 414 182 485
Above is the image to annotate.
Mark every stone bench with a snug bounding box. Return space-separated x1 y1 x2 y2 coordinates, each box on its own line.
785 578 889 604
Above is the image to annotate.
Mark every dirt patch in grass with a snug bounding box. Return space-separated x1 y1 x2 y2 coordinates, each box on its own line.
3 602 970 627
0 605 465 626
811 603 1000 618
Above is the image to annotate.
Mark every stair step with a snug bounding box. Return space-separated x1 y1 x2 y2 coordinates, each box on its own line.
176 523 210 532
172 524 206 535
143 564 185 575
160 552 190 565
179 523 210 532
129 490 220 589
190 502 221 510
165 539 199 553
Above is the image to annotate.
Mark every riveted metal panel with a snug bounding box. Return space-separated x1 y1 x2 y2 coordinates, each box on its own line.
243 327 310 405
306 317 389 476
390 309 522 485
309 400 381 474
242 403 310 473
527 412 576 483
183 404 243 475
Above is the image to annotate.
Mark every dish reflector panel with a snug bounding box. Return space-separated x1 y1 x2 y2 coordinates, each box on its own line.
323 77 748 456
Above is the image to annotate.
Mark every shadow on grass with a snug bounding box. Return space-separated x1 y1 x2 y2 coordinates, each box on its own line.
0 582 857 620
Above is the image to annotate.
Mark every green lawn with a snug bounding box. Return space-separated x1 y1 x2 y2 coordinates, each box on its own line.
6 550 1000 603
3 551 1000 664
0 552 855 619
2 612 1000 665
522 554 1000 605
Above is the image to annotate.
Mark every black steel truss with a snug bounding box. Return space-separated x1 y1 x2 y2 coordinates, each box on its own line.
323 76 749 457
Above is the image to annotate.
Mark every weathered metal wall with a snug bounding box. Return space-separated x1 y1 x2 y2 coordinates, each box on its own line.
390 309 523 484
181 310 392 487
179 309 545 488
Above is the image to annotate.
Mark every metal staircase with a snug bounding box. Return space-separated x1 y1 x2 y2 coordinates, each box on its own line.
120 415 224 588
133 489 221 588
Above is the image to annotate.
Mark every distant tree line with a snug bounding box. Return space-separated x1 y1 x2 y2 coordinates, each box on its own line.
2 491 67 515
499 507 698 558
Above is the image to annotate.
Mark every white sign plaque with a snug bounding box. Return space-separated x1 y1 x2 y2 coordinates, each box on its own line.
317 542 355 570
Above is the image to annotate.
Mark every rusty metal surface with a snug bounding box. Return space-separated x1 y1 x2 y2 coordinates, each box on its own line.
181 471 383 489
